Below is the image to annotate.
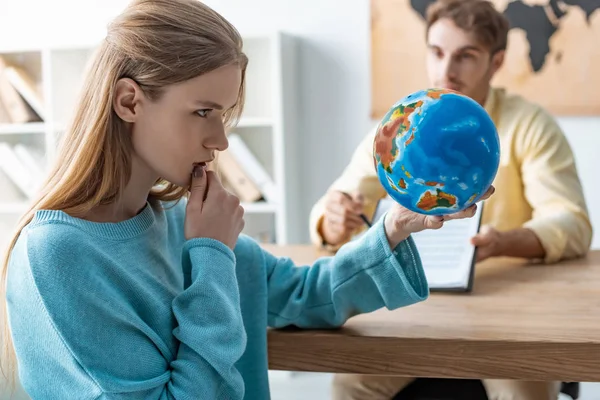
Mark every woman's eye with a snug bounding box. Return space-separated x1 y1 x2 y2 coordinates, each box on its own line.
196 109 211 118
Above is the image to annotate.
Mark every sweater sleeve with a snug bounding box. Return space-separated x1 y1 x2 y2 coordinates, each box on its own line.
265 219 429 329
7 228 246 399
170 239 247 398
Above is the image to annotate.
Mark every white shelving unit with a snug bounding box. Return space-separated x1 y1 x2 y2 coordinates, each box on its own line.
0 31 301 247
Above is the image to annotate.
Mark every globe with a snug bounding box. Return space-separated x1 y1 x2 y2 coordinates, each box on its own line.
373 88 500 216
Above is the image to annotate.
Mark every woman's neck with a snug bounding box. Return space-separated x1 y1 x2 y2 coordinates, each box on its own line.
84 155 158 223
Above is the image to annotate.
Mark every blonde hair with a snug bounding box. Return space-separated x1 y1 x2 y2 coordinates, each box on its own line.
1 0 247 385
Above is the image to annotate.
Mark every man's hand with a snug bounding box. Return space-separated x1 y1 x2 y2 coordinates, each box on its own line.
320 191 365 246
470 225 505 262
471 226 546 262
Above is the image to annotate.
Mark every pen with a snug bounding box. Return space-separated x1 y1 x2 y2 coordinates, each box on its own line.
359 214 372 228
341 192 372 227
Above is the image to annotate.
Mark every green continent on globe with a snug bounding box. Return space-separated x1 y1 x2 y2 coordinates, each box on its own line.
417 188 457 211
373 100 424 173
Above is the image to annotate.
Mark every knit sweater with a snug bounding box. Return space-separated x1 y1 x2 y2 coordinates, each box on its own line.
7 199 428 399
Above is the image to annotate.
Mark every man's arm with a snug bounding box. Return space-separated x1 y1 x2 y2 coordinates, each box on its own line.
473 225 545 262
308 126 384 248
515 108 592 263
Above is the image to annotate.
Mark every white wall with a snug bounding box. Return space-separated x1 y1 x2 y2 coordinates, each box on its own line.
558 118 600 249
1 0 598 247
1 1 600 398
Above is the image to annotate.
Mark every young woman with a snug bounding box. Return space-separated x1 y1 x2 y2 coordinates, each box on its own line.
0 0 492 398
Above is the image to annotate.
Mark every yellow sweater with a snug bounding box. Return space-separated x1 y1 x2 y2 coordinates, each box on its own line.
309 88 592 263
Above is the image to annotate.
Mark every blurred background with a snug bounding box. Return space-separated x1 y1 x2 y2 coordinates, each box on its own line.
0 0 599 399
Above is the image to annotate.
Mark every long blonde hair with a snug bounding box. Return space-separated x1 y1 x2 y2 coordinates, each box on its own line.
1 0 247 385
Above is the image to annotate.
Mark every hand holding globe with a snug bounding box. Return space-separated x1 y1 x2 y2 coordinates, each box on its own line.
384 184 495 249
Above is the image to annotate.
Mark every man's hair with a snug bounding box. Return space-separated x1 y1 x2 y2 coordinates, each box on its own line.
426 0 509 54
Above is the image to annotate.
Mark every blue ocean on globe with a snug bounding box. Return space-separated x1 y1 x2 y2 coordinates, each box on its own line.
373 88 500 215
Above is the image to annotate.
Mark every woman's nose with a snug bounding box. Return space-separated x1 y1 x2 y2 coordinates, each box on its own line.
205 124 229 152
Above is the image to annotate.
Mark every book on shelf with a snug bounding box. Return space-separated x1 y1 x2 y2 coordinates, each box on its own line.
13 143 45 177
217 149 263 203
357 195 484 292
0 142 43 199
0 166 26 204
0 96 11 124
3 63 46 121
0 56 44 123
226 133 279 204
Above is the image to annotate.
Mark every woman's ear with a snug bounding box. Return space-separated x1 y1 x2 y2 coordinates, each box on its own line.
113 78 144 123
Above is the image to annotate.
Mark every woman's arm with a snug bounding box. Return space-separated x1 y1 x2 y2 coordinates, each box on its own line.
263 219 428 329
265 187 492 329
7 228 246 399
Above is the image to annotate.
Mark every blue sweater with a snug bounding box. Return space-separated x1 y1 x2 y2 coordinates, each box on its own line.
6 200 428 399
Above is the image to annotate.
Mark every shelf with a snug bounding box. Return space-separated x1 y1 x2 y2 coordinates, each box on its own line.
237 117 273 128
0 32 299 244
241 201 278 213
0 122 45 135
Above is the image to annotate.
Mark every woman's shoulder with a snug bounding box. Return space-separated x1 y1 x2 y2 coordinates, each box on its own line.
13 202 164 270
7 212 100 318
20 209 92 254
7 211 100 288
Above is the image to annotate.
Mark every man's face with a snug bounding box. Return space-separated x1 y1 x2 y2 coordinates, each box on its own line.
426 18 504 104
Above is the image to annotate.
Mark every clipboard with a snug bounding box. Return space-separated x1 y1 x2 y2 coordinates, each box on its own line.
370 196 484 292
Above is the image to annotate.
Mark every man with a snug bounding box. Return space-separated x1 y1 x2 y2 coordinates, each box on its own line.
308 0 593 399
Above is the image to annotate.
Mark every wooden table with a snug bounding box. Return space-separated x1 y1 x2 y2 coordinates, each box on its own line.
262 245 600 382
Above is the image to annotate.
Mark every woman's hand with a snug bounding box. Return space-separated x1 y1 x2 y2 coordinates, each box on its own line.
184 165 245 249
384 185 495 249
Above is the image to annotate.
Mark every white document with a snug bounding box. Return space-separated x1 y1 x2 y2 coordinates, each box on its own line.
370 196 483 291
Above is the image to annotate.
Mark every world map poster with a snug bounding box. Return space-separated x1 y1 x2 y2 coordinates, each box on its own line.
370 0 600 118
